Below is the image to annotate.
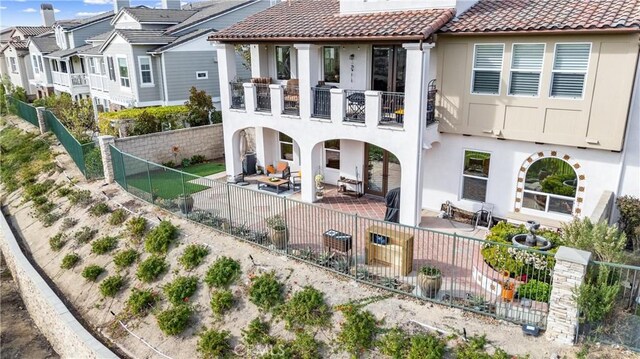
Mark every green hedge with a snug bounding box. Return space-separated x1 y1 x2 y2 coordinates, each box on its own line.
100 105 189 120
98 105 189 136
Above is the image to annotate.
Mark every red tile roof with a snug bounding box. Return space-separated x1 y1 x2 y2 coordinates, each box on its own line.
209 0 455 42
442 0 640 34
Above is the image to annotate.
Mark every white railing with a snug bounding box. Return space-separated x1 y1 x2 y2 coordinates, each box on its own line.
51 71 88 88
88 74 107 91
71 73 87 86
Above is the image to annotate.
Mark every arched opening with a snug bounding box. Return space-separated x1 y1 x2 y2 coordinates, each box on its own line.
363 143 401 197
522 157 578 215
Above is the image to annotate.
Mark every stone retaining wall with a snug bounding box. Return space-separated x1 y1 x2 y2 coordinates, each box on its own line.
0 214 117 358
114 124 224 165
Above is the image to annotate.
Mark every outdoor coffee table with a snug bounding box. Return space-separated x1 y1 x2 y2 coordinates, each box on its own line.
257 176 290 194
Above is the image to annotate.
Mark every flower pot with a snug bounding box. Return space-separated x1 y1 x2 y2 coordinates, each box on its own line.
178 196 194 214
501 287 515 302
417 272 442 299
270 227 289 250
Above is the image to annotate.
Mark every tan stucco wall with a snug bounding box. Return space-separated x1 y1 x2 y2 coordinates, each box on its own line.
435 33 639 151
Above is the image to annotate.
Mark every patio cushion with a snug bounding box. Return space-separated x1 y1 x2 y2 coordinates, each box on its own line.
266 165 275 174
276 161 288 172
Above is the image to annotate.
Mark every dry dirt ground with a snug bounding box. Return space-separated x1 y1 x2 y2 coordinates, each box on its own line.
1 115 638 359
0 253 58 359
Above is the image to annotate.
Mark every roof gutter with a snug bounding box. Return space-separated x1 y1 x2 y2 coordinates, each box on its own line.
208 34 430 43
441 27 640 36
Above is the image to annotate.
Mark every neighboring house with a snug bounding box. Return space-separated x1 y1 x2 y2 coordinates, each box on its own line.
209 0 640 227
27 33 59 98
93 0 271 110
0 25 52 94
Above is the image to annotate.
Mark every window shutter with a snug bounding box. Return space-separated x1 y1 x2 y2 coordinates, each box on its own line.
509 44 544 96
474 45 503 69
472 44 503 94
551 44 590 98
107 57 115 81
551 73 585 97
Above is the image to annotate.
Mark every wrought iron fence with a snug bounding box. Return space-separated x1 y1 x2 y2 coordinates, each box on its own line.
7 96 39 127
312 87 331 119
255 83 271 113
427 79 437 127
579 261 640 351
344 90 366 123
110 145 558 329
229 82 245 110
283 85 299 116
380 92 404 127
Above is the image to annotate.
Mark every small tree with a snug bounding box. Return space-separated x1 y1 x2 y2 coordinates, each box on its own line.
561 217 627 263
616 195 640 252
61 97 95 142
184 87 214 126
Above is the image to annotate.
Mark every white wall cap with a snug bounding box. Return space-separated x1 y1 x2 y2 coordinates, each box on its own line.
555 246 592 266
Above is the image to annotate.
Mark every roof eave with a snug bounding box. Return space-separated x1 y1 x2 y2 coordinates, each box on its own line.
208 34 431 43
441 27 640 36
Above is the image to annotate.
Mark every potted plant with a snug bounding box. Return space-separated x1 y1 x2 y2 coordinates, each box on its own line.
256 165 264 175
177 194 194 214
266 215 288 250
417 266 442 299
315 173 324 199
500 270 515 302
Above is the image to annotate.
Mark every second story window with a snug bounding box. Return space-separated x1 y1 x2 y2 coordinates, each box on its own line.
138 56 153 86
9 58 17 73
472 44 504 95
32 55 39 74
276 45 291 80
60 61 68 73
550 43 591 99
509 44 544 96
88 58 97 74
323 46 340 83
51 59 59 72
37 56 44 73
117 57 130 88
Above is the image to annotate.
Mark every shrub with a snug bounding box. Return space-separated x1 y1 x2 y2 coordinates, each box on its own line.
181 158 191 168
89 202 111 217
178 244 209 270
190 154 206 164
84 147 103 178
248 271 284 311
210 289 234 317
81 265 104 282
126 216 147 239
24 180 53 200
144 220 179 254
68 189 93 206
575 266 620 323
517 279 551 302
74 226 98 244
91 236 118 255
126 288 158 316
39 212 61 227
407 333 446 359
61 253 80 269
336 307 379 357
109 208 128 226
136 255 168 283
241 317 274 347
57 186 72 197
616 196 640 251
378 327 409 359
113 249 139 268
100 275 125 297
278 286 331 329
60 217 78 230
561 217 627 263
156 304 192 336
290 331 322 359
98 106 187 136
453 334 508 359
204 256 241 288
163 276 198 305
197 328 231 358
185 87 214 126
49 233 66 251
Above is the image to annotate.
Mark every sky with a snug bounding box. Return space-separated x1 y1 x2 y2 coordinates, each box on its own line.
0 0 174 29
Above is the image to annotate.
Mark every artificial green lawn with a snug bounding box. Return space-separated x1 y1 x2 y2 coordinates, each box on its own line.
126 162 225 200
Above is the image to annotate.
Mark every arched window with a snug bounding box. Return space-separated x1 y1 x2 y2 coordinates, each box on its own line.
522 157 577 215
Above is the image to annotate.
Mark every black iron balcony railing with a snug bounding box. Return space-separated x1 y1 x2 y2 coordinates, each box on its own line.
255 83 271 113
283 85 299 116
380 92 404 127
344 90 366 123
230 82 245 109
312 87 331 119
426 79 437 127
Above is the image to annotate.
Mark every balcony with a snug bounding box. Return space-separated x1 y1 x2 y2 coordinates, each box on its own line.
51 71 89 95
88 74 108 92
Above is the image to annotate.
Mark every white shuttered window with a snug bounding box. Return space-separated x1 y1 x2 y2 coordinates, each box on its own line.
472 44 504 95
550 43 590 98
509 44 544 96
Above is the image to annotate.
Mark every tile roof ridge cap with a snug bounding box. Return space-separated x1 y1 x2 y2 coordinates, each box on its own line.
336 7 455 17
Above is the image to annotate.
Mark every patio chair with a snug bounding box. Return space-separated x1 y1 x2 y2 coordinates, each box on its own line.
268 161 291 180
284 79 299 107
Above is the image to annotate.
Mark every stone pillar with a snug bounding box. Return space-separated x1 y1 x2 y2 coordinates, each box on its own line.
294 44 320 119
98 135 116 183
213 43 238 112
546 246 592 345
36 106 47 134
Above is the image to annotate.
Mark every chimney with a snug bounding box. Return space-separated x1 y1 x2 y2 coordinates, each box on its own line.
40 3 55 27
162 0 181 10
113 0 131 13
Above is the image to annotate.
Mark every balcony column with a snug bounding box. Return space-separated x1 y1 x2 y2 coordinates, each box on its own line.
293 44 320 119
330 88 345 124
397 42 433 226
250 44 269 78
244 83 256 114
213 43 238 111
299 142 323 203
364 91 381 127
270 84 283 115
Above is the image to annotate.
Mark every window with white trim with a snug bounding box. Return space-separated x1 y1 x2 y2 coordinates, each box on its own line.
51 59 59 72
279 132 293 161
461 150 491 202
196 71 208 80
98 58 106 76
550 43 591 99
37 56 44 73
275 45 291 80
138 56 153 86
9 57 17 73
522 157 577 215
323 46 340 83
471 44 503 95
88 57 97 74
31 55 39 74
60 61 68 73
117 57 130 88
509 43 544 96
324 140 340 170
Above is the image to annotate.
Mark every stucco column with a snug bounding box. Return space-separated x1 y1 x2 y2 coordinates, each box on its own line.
397 43 432 226
254 127 267 168
250 44 269 78
213 43 237 112
223 126 243 183
36 106 47 134
546 246 592 345
244 83 256 114
270 84 283 115
299 143 323 203
330 88 345 124
98 135 116 183
294 44 320 119
364 91 381 127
